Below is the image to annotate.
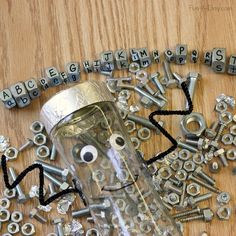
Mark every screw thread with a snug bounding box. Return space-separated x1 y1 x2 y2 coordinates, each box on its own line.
180 214 203 223
173 207 200 219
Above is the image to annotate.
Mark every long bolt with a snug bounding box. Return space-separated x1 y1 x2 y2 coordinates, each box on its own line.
193 166 216 186
188 174 220 193
35 160 69 181
180 209 213 223
18 138 34 152
185 72 201 109
127 113 164 134
150 72 165 94
172 206 201 219
177 182 187 210
43 171 69 190
52 218 64 236
29 208 47 224
192 193 213 204
176 137 198 153
8 167 28 203
209 124 225 153
205 121 219 139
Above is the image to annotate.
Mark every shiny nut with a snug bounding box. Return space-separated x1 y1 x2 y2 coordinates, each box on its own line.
217 192 230 205
226 149 236 161
221 134 233 145
175 169 188 181
192 153 204 165
4 147 18 161
215 101 228 113
217 206 231 220
21 222 36 235
183 160 196 172
124 120 136 133
3 188 16 199
170 160 183 171
167 193 180 205
158 166 172 180
0 198 10 209
178 149 191 161
186 183 200 196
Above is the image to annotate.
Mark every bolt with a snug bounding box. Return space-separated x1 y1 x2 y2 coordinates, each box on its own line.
180 208 214 223
127 113 164 134
176 182 187 210
172 206 201 219
35 160 69 181
185 72 201 109
29 208 47 224
18 138 34 152
205 121 219 139
172 72 186 88
188 174 220 193
193 166 216 186
52 218 64 236
214 148 228 167
188 192 212 208
48 183 57 198
153 90 168 102
50 144 57 161
106 76 132 82
185 137 208 150
150 72 166 94
8 167 28 203
94 211 106 218
164 181 182 195
176 137 198 153
162 61 177 88
136 70 156 95
43 171 69 190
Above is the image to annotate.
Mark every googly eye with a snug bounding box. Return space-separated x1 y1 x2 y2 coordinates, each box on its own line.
80 145 98 163
109 134 126 150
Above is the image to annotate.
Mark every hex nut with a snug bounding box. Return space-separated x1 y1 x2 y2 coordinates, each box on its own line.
175 169 188 181
33 133 47 146
167 193 180 205
36 145 50 159
0 209 10 222
124 120 136 133
183 160 196 172
115 199 126 211
0 198 10 209
118 90 131 100
158 166 172 180
230 125 236 136
181 112 206 137
7 222 20 234
217 192 230 205
178 149 191 161
219 111 233 125
170 160 183 171
130 137 140 150
186 183 200 196
30 120 44 134
21 222 36 235
192 153 204 165
137 127 151 141
215 101 228 113
4 147 18 161
3 188 16 199
217 206 231 220
226 149 236 160
11 211 23 223
86 228 100 236
221 134 233 145
167 151 179 161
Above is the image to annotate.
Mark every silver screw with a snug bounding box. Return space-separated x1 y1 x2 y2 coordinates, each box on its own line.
176 137 198 153
176 182 187 210
150 72 166 94
185 72 201 109
8 167 28 203
48 183 57 198
172 72 186 88
52 218 64 236
18 138 34 152
180 208 214 223
214 148 228 167
188 174 220 193
193 166 216 186
187 193 212 209
172 206 201 219
50 144 57 161
29 208 47 224
164 181 182 195
35 160 69 181
127 113 164 134
162 61 177 88
43 171 69 190
205 121 219 139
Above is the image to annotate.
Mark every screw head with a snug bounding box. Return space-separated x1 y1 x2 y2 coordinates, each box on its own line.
59 182 69 191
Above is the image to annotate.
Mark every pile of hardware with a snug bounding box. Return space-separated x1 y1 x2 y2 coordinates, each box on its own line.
0 45 235 236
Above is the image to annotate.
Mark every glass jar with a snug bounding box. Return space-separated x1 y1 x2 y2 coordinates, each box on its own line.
40 81 181 236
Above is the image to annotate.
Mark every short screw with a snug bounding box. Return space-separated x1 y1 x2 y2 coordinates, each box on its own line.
29 208 47 224
52 218 64 236
193 166 216 186
188 174 220 193
8 167 28 203
162 60 177 88
176 137 198 153
164 181 182 195
150 72 166 94
180 208 214 223
214 148 228 167
43 171 69 190
18 138 34 152
188 193 213 208
205 121 219 139
172 72 186 88
35 160 69 181
172 206 201 219
50 144 57 161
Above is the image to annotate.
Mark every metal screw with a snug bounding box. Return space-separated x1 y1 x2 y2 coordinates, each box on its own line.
176 182 187 210
50 144 57 161
180 208 214 223
188 192 213 208
185 72 201 109
205 121 219 139
52 218 64 236
172 72 186 88
127 113 164 134
164 181 182 195
193 166 216 186
172 206 201 219
8 167 28 203
29 208 47 224
214 148 228 167
35 160 69 181
18 138 34 152
43 171 69 190
162 60 177 88
150 72 165 94
188 174 220 193
176 137 198 153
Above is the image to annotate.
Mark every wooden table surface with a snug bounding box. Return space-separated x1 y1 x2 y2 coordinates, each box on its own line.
0 0 236 235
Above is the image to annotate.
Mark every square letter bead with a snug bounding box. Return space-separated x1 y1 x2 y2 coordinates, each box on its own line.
66 62 80 83
114 49 129 70
0 89 16 109
175 44 187 64
24 79 41 99
211 48 226 73
45 67 62 87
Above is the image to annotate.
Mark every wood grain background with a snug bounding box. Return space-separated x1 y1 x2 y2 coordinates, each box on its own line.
0 0 236 235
